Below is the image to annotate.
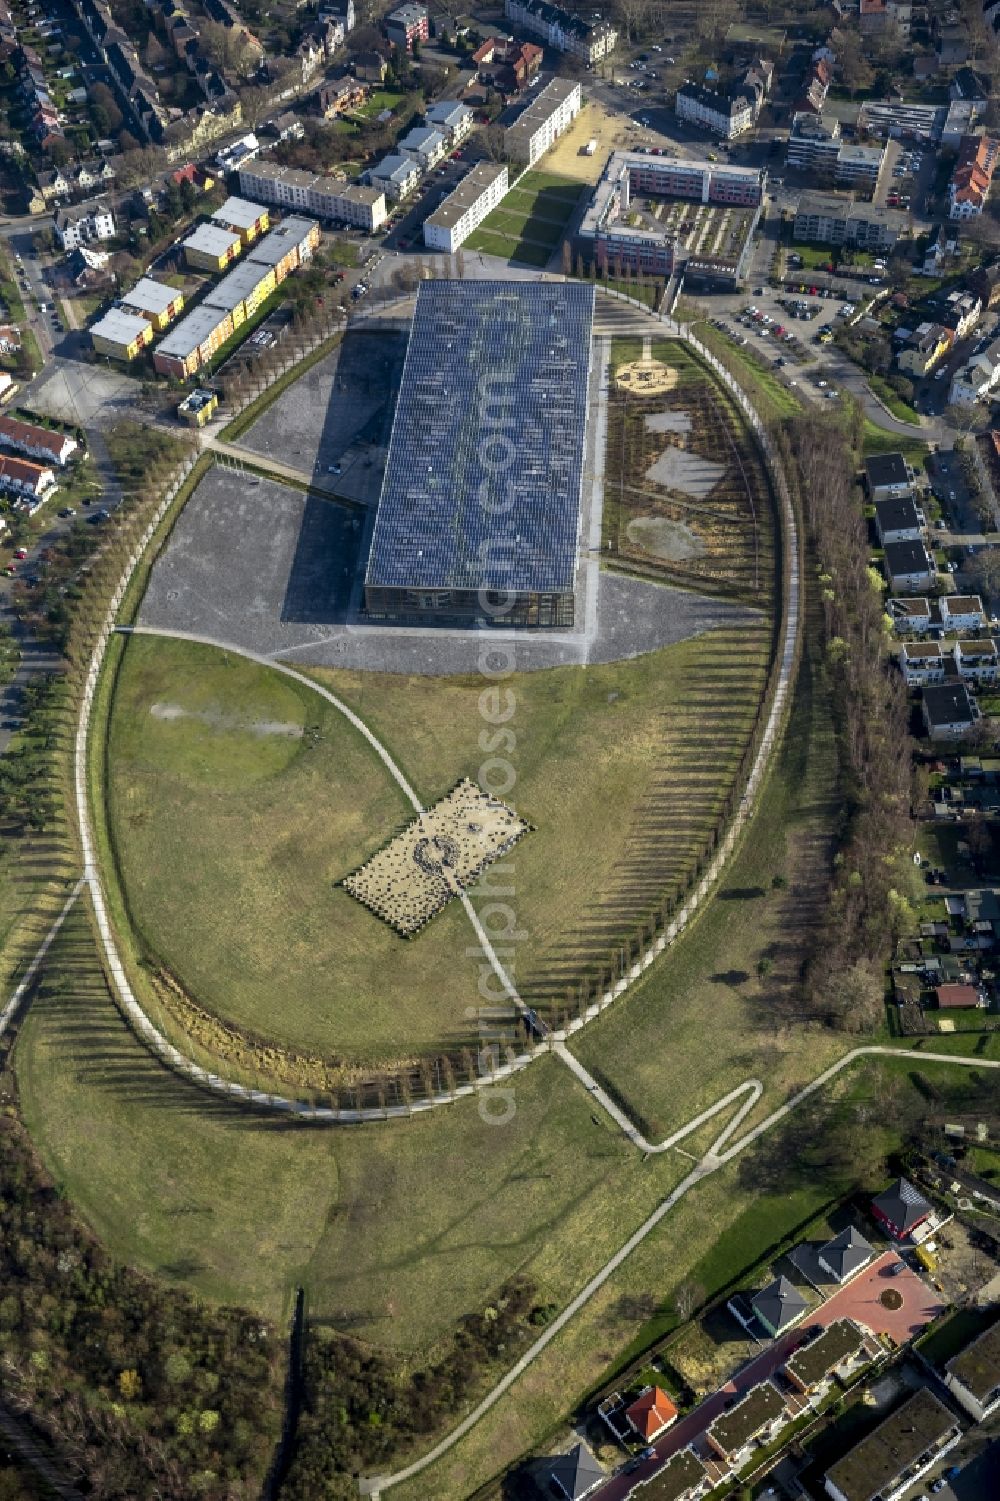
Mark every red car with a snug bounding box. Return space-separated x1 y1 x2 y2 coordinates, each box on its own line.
14 547 28 560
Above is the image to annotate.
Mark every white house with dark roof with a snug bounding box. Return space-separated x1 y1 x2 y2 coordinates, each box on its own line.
940 594 985 631
817 1228 875 1283
923 681 980 741
874 494 925 545
883 539 936 592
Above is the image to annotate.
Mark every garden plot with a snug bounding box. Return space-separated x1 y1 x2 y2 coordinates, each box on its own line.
604 338 776 605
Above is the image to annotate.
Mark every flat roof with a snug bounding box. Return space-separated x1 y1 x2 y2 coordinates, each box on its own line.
366 280 594 596
203 259 273 311
866 451 910 485
785 1320 866 1390
945 1315 1000 1398
334 182 384 204
924 680 976 726
183 223 242 258
944 595 984 612
824 1389 958 1501
505 75 579 147
91 308 150 344
904 641 943 658
246 216 318 266
425 162 507 230
641 1448 708 1499
120 276 177 315
705 1381 786 1455
156 304 232 358
213 194 267 230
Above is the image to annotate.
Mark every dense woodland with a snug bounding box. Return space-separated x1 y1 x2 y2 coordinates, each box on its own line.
0 1108 283 1499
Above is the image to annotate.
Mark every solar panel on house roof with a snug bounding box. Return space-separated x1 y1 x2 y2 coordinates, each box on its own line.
365 280 595 596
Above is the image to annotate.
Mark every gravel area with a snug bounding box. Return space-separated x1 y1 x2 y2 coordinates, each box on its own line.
139 467 757 674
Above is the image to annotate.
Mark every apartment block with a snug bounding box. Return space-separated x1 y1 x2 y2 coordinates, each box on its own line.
793 190 907 249
183 222 243 271
504 0 616 61
504 77 582 167
90 308 155 361
203 259 276 328
153 304 234 378
423 162 508 253
119 276 184 331
211 194 270 243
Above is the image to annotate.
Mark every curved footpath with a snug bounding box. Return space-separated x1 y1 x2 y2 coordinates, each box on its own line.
360 1043 1000 1498
2 301 805 1125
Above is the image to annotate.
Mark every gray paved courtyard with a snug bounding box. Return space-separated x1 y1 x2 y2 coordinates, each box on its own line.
234 328 408 494
138 466 757 674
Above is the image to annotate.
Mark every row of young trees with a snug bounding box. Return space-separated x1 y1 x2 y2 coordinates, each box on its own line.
780 412 916 1032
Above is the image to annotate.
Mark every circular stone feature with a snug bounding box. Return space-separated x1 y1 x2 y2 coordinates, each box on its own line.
879 1287 904 1310
413 834 461 873
616 358 679 396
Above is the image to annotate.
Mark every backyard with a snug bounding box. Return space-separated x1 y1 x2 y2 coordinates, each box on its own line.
466 169 583 268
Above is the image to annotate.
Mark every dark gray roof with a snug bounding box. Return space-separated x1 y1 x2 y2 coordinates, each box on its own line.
824 1389 958 1501
923 681 976 730
874 496 921 534
365 280 594 596
818 1227 874 1280
883 539 933 576
751 1275 808 1333
872 1176 933 1232
549 1441 604 1499
865 451 910 488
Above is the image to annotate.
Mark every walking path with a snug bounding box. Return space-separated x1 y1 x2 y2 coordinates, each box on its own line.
359 1043 1000 1498
0 877 84 1046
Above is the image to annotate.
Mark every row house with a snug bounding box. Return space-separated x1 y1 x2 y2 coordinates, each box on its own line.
246 216 321 284
90 308 155 362
824 1389 960 1501
0 454 56 502
203 259 276 330
859 0 912 33
704 1381 803 1469
153 304 233 379
0 413 78 466
944 1318 1000 1423
887 596 934 634
937 287 982 340
796 55 833 115
503 0 617 62
784 1319 876 1400
949 133 1000 218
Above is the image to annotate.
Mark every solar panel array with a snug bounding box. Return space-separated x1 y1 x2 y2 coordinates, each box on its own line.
365 280 595 595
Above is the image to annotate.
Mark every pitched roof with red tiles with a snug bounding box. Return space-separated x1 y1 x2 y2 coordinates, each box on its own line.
626 1386 679 1440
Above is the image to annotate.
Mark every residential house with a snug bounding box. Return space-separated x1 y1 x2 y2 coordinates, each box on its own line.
547 1441 605 1500
675 80 757 139
182 223 242 272
882 539 936 592
36 166 70 202
90 308 154 361
368 152 421 200
152 304 234 378
943 1317 1000 1421
924 680 980 740
970 258 1000 309
384 1 428 52
949 336 1000 404
705 1382 796 1468
793 191 907 249
0 326 21 356
212 195 269 244
0 454 56 502
751 1276 809 1336
424 99 474 146
949 133 1000 218
872 1177 934 1239
900 641 946 685
119 277 184 331
354 50 388 83
823 1389 961 1501
860 0 912 33
504 76 581 167
874 495 925 544
816 1229 875 1284
951 66 991 106
938 22 970 66
865 451 914 499
54 199 115 250
203 259 275 328
625 1386 678 1442
940 594 985 631
472 35 543 92
795 55 833 114
424 162 508 252
0 414 78 466
398 125 447 170
504 0 617 62
784 1319 874 1398
959 887 1000 946
640 1449 710 1501
887 597 934 633
955 638 1000 682
317 75 367 118
938 288 984 341
246 216 320 284
897 322 951 377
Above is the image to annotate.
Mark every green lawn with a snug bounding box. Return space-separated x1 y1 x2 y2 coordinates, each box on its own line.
862 419 930 473
692 323 803 422
465 169 582 267
569 591 849 1143
868 374 921 425
354 89 405 119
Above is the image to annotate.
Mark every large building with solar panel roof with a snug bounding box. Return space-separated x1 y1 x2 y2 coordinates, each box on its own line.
364 280 595 628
